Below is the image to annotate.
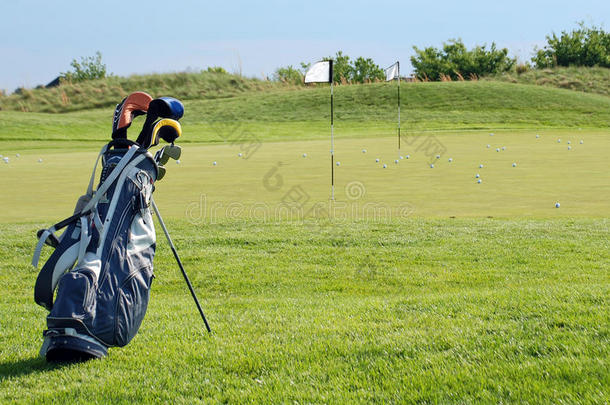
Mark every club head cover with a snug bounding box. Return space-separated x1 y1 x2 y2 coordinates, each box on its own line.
148 97 184 121
152 119 182 146
112 91 153 139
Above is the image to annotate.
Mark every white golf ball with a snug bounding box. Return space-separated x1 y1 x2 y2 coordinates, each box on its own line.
213 161 217 166
400 156 404 160
477 179 482 184
375 158 380 163
394 160 399 164
490 133 494 136
0 154 3 158
436 154 440 159
512 163 517 167
536 134 540 138
238 153 243 157
502 146 506 150
557 139 561 143
3 157 8 163
302 153 307 158
448 158 453 162
430 164 434 168
383 164 387 168
15 153 20 157
176 160 181 164
580 140 584 144
486 145 490 148
479 164 484 168
38 158 43 163
475 174 480 178
406 155 410 159
336 161 340 166
362 149 367 153
496 148 500 152
567 141 571 144
568 146 571 150
555 202 560 208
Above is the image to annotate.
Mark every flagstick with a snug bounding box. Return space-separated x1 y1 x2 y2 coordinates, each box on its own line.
397 61 401 159
330 78 335 201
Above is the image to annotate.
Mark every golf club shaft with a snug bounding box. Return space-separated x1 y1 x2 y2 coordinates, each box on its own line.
151 198 212 333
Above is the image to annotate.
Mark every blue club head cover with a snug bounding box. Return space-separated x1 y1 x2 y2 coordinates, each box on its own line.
148 97 184 120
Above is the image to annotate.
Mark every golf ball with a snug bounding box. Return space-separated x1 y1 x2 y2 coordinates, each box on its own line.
0 154 3 158
502 146 506 150
496 148 500 152
15 153 20 157
400 156 404 160
176 160 181 164
580 140 584 144
448 158 453 162
38 158 43 163
557 139 561 143
477 179 482 184
213 161 217 166
490 133 494 136
394 160 399 164
475 174 480 178
430 164 434 168
567 141 571 144
512 163 517 167
302 153 307 158
383 164 387 168
436 155 440 159
555 202 560 208
568 146 571 150
487 144 490 148
238 153 243 157
406 155 410 159
3 157 8 163
479 164 484 168
362 149 367 153
375 158 380 163
336 161 340 166
536 134 540 138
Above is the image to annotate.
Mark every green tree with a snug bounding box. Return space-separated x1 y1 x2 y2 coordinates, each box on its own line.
273 65 303 85
324 51 352 83
411 39 515 81
351 57 384 82
532 23 610 68
60 51 107 82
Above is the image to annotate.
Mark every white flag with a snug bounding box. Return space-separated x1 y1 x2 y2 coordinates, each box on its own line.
305 61 332 83
385 62 399 81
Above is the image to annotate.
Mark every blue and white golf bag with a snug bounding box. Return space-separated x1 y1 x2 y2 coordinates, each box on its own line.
32 93 185 361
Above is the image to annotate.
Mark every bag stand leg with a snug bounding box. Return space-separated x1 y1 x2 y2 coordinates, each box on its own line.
151 198 212 333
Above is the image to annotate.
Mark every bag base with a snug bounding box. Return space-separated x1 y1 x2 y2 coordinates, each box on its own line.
41 329 108 362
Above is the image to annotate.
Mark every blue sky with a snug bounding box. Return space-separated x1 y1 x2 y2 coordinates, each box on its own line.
1 0 608 92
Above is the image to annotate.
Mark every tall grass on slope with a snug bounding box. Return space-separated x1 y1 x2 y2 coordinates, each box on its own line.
0 71 294 113
486 66 610 97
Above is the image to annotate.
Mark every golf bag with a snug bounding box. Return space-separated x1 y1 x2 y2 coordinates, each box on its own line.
32 92 186 361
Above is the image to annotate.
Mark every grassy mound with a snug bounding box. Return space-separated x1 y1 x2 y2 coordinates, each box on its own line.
0 71 291 113
486 66 610 97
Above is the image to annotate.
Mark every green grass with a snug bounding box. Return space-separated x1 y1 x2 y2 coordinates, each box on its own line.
487 66 610 97
1 219 608 403
1 79 609 403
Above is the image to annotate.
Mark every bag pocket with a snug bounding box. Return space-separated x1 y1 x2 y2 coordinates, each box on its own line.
48 269 96 324
114 266 153 347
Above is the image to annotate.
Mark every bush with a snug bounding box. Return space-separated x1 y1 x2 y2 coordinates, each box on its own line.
532 23 610 68
273 65 304 85
411 39 515 81
60 51 107 82
206 66 227 74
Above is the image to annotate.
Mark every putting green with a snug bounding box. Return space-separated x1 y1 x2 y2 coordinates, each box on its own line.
1 129 608 223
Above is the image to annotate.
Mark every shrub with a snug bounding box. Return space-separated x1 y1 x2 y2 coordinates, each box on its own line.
60 51 107 82
273 65 304 85
411 39 515 81
532 23 610 68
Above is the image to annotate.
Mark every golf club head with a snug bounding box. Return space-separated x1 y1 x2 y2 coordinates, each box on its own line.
112 91 153 139
157 165 166 181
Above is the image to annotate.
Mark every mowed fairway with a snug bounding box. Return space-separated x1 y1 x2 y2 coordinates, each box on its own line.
1 78 609 403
